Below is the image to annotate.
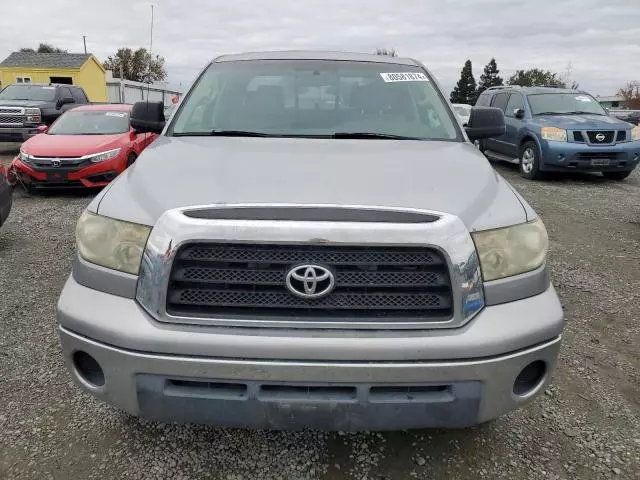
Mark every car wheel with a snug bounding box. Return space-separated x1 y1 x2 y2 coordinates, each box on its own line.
126 153 137 168
602 170 633 181
519 141 543 180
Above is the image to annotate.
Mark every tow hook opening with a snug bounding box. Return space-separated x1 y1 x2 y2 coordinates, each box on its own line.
72 351 105 387
513 360 547 396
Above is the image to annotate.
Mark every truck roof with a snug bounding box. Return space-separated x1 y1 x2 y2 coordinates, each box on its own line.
5 83 84 89
484 85 585 95
214 50 420 66
72 103 132 112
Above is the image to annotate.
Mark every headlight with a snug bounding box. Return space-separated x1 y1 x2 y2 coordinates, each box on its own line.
76 211 152 275
541 127 567 142
472 218 548 281
631 126 640 141
19 150 30 162
87 148 121 163
24 107 41 123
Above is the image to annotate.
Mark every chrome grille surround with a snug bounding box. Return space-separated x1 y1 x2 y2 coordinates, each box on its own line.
136 204 484 330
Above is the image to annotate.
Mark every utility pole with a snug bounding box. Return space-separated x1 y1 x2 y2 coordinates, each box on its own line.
82 35 87 54
119 63 125 102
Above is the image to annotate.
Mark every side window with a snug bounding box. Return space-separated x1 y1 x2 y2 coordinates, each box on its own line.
71 87 88 103
59 87 74 101
491 92 510 112
505 93 525 117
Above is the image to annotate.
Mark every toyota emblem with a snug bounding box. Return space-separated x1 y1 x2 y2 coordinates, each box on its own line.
51 159 61 168
595 133 606 142
286 265 335 299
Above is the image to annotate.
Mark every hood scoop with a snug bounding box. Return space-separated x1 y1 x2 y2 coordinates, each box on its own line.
183 205 441 223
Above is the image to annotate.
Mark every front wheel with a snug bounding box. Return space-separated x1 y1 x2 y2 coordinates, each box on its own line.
602 170 633 181
519 141 544 180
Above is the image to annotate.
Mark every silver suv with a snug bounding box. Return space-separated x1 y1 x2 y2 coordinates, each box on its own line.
57 51 563 430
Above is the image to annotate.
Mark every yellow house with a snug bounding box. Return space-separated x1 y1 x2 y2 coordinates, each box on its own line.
0 52 108 101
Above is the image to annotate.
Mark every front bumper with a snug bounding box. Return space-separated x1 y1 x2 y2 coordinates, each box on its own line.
0 126 40 142
540 139 640 172
11 158 121 188
57 276 564 430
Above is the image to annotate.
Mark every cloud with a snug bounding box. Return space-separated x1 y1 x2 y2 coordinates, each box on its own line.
1 0 638 95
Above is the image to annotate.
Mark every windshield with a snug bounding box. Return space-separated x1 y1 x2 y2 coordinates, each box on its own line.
170 60 460 141
527 93 606 116
0 84 56 101
48 110 130 135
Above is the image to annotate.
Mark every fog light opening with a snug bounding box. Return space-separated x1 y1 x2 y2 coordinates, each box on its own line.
72 351 105 387
513 360 546 396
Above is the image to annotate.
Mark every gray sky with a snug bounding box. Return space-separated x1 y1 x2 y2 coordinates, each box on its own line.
2 0 639 96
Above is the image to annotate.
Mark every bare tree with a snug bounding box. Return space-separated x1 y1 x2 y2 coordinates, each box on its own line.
617 81 640 109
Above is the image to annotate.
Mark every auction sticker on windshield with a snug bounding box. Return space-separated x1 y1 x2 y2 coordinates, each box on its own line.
380 72 429 82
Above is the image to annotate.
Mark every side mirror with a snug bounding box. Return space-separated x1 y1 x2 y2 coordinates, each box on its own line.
56 97 74 109
36 125 48 134
465 106 506 141
131 101 166 134
514 108 525 119
129 129 137 140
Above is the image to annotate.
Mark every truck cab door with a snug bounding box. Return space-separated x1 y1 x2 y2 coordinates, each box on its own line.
485 92 511 154
502 93 527 158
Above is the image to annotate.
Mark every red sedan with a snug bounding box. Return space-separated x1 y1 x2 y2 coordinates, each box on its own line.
9 104 158 189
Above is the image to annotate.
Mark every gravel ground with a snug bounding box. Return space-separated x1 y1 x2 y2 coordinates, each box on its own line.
0 143 639 480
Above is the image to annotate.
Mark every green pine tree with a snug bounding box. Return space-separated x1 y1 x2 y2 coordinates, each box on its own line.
450 60 477 105
476 58 503 96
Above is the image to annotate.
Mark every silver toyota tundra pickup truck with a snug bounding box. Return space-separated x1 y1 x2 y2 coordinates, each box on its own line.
56 51 563 430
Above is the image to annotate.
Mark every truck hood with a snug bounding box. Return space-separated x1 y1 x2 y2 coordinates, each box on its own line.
22 133 125 157
536 113 630 129
96 136 529 230
0 100 51 108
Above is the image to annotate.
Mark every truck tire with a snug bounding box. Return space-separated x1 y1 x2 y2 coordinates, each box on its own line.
602 170 632 181
519 141 544 180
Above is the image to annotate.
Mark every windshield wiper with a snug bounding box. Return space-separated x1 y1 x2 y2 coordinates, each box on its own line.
173 130 300 137
209 130 275 137
332 132 423 140
534 112 566 116
172 130 272 137
562 111 605 116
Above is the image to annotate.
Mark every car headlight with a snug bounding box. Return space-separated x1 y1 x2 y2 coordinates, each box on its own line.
631 126 640 141
87 148 121 163
19 150 30 162
76 211 152 275
541 127 567 142
471 218 548 282
24 107 41 123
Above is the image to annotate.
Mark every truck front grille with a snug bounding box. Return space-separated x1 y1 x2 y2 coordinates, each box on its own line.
0 114 25 126
0 107 24 115
166 243 453 321
586 131 614 144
